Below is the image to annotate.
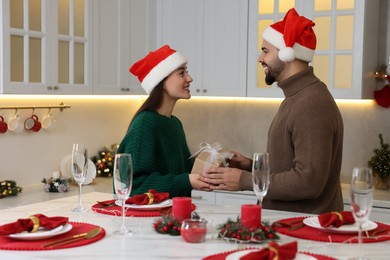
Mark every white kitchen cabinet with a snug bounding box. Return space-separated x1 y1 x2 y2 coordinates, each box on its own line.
0 0 93 94
93 0 156 95
192 190 257 206
247 0 380 99
156 0 248 97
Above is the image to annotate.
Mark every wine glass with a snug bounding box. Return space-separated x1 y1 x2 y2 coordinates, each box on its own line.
350 167 374 260
252 152 270 207
113 153 133 236
71 143 88 213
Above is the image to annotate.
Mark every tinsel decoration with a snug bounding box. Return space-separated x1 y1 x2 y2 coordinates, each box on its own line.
91 144 118 177
368 134 390 183
42 177 71 193
217 217 279 244
0 180 22 199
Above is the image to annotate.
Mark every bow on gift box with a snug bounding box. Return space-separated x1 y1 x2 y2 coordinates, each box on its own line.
240 241 298 260
0 214 68 235
125 189 169 205
189 142 233 174
318 211 355 228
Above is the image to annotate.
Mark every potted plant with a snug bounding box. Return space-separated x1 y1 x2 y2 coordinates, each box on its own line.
368 134 390 190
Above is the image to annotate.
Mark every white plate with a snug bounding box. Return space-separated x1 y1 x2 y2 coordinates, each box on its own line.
60 154 96 185
9 223 73 241
303 216 378 234
226 249 316 260
115 199 172 210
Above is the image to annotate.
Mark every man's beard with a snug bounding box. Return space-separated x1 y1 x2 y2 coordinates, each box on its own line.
265 72 276 85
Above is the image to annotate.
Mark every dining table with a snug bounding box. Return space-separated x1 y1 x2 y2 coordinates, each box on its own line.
0 191 389 260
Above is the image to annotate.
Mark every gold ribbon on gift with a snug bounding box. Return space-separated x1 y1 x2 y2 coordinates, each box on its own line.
29 215 40 233
331 211 343 222
144 192 154 205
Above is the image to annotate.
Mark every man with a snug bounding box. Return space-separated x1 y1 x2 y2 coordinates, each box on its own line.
204 8 344 214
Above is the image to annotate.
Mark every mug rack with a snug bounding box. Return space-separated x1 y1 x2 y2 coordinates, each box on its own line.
0 102 71 112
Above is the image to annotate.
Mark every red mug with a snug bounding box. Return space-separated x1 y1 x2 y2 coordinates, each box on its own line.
0 116 8 134
24 115 42 132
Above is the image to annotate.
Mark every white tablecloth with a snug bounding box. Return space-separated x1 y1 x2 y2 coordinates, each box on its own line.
0 192 389 260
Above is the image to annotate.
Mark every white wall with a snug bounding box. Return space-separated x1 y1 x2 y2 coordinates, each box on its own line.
0 96 389 186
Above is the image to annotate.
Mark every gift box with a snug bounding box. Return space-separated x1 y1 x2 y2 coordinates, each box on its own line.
190 142 233 176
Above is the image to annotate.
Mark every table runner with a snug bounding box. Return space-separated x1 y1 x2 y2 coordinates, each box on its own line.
0 222 105 251
202 248 336 260
91 199 196 217
275 217 390 243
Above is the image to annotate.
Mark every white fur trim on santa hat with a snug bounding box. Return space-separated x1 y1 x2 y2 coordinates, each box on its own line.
141 52 187 94
262 26 315 62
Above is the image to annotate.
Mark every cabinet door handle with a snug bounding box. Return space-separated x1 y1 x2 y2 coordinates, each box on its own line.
196 89 200 93
53 86 59 90
191 196 203 200
47 86 53 90
203 89 207 93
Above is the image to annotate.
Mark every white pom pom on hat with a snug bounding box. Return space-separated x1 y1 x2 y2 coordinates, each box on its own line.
129 45 187 94
262 8 316 63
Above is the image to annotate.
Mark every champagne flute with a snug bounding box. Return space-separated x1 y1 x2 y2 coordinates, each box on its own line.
113 153 133 236
252 152 270 207
71 143 88 213
350 167 374 260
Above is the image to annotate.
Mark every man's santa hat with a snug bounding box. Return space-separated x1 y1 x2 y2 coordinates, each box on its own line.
262 8 316 62
130 45 187 94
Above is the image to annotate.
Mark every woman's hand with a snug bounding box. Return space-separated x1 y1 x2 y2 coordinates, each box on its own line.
189 173 212 191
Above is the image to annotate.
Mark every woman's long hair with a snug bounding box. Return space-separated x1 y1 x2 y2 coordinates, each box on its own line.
126 79 166 131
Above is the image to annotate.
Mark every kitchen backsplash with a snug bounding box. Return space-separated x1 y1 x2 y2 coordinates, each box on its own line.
0 96 389 185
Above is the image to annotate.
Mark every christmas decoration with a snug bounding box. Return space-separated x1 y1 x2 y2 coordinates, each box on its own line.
368 134 390 190
217 217 279 244
372 63 390 108
0 180 22 199
42 177 71 192
91 144 118 177
153 212 201 236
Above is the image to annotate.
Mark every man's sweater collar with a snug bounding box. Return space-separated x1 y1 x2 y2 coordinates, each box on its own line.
278 66 319 97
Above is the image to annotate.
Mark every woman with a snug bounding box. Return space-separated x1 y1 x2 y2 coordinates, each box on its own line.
117 45 209 197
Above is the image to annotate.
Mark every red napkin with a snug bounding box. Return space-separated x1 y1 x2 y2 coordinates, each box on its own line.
318 211 355 228
240 241 297 260
125 189 169 205
0 214 68 235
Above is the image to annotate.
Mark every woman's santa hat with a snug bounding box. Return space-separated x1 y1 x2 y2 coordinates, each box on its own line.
262 8 316 62
129 45 187 94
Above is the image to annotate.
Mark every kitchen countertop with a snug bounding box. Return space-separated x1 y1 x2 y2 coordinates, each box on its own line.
2 178 389 210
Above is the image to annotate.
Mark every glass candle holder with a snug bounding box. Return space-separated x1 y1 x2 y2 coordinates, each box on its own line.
181 218 207 243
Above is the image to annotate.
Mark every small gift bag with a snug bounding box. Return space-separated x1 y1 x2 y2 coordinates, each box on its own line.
190 142 233 176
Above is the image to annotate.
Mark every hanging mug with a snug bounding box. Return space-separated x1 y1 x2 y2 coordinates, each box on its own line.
8 110 23 133
42 110 57 131
24 115 42 132
0 116 8 134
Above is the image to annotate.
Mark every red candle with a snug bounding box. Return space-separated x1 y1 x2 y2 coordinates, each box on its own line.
172 197 192 220
241 204 261 229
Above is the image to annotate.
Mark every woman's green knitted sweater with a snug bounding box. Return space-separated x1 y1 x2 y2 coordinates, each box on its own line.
117 110 193 197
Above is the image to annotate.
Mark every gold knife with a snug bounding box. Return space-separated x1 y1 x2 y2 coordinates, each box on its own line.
42 227 102 248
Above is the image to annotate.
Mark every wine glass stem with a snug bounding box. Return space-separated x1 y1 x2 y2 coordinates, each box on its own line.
77 183 82 208
257 197 263 207
121 200 126 230
358 223 363 258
